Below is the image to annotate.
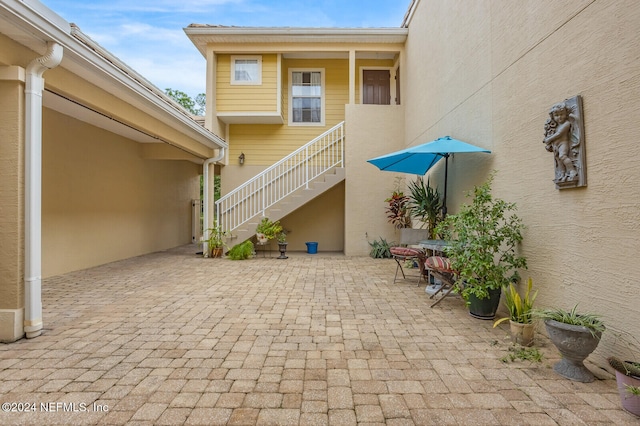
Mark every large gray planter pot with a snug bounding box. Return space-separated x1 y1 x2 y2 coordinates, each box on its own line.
544 319 603 383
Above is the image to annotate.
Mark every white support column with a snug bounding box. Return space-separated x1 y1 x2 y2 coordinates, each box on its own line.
205 50 216 130
349 49 356 105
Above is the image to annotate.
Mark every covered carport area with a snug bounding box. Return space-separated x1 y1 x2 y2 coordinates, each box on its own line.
0 0 227 342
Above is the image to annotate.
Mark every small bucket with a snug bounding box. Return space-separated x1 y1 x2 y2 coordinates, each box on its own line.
305 242 318 254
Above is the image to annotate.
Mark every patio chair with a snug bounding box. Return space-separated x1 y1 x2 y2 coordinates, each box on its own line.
423 255 459 307
390 228 430 285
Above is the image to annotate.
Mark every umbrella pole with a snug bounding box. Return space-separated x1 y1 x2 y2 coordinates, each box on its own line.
442 154 449 217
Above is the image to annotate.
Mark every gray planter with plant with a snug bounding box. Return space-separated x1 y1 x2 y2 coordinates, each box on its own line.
277 232 288 259
535 305 605 382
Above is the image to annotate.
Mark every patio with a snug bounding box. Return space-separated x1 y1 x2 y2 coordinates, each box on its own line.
0 246 636 425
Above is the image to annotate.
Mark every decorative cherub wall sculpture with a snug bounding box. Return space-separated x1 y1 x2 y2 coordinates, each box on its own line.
543 95 586 189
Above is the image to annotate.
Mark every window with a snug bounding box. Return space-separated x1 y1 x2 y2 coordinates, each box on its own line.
231 56 262 85
289 70 324 125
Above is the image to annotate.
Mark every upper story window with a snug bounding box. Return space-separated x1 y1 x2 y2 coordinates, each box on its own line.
289 69 324 125
231 56 262 85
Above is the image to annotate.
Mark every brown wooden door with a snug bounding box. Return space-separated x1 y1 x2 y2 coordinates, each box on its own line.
363 70 390 105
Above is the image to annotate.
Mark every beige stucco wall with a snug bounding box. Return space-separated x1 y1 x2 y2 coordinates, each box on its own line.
345 104 405 256
42 109 201 277
279 182 345 253
403 0 640 362
0 75 24 311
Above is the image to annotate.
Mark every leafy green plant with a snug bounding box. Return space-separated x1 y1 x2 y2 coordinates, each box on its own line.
500 345 543 363
369 237 394 259
227 240 254 260
277 232 287 243
408 177 442 238
533 304 605 337
435 173 527 301
494 278 537 327
256 217 283 240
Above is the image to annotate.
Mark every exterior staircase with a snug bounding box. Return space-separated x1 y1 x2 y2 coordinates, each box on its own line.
216 121 345 245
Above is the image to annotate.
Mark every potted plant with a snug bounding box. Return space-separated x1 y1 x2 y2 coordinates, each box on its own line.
204 221 229 258
255 217 282 244
493 278 538 346
608 356 640 416
408 177 442 239
435 173 527 319
277 232 288 259
384 177 413 229
534 305 605 382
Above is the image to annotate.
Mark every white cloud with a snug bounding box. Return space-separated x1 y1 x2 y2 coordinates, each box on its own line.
44 0 412 100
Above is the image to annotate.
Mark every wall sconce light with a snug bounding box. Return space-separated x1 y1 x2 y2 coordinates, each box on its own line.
238 152 245 165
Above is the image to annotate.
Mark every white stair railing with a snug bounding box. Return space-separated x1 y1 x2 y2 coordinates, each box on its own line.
216 121 344 233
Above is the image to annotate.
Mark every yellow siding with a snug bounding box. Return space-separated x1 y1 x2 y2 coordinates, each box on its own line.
228 58 349 166
216 54 278 112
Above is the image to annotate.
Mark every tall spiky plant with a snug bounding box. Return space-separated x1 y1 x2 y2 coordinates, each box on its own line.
494 278 537 327
408 177 442 238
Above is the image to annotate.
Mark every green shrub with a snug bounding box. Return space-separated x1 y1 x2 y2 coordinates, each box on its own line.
369 237 394 259
228 240 254 260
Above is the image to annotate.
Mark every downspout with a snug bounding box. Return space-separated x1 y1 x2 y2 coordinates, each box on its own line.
24 42 63 338
202 147 225 255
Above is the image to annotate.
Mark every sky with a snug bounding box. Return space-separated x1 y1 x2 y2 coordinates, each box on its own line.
42 0 412 100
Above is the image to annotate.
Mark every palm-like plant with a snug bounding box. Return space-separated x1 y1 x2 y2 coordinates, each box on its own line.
408 177 442 238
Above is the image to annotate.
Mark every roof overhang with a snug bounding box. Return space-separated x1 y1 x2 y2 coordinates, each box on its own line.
185 26 408 57
0 0 227 159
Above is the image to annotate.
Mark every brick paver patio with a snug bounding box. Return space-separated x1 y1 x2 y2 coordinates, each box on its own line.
0 245 638 425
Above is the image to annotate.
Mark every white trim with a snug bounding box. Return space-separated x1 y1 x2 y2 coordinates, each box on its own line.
0 65 26 82
359 66 393 105
276 54 282 117
288 68 325 127
402 0 420 28
217 111 284 124
230 55 262 85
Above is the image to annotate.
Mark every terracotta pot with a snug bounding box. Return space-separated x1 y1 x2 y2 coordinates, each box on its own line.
510 320 535 347
544 319 602 382
614 369 640 416
210 247 223 258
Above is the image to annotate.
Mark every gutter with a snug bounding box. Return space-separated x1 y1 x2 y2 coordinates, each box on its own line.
202 148 226 255
69 25 227 152
24 42 63 339
401 0 420 28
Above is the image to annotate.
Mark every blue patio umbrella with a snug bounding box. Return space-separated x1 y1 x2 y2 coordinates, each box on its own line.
367 136 491 215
